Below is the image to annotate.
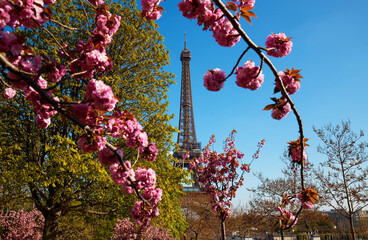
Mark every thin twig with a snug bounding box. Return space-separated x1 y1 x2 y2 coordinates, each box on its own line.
50 19 79 31
38 23 71 59
80 0 92 32
254 57 264 79
226 46 250 80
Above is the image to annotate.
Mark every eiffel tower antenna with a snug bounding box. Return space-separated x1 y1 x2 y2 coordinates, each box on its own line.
184 33 187 49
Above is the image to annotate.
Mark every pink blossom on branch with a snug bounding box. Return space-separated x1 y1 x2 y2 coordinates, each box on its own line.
275 68 303 95
235 60 264 90
271 99 291 120
211 16 241 47
98 147 122 166
265 32 293 58
203 68 227 91
2 87 16 99
190 130 264 220
277 207 298 228
141 0 163 20
85 79 118 112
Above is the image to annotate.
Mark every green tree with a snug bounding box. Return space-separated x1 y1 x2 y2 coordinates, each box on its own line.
0 0 187 238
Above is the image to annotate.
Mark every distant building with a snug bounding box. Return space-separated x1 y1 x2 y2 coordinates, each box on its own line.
323 209 368 230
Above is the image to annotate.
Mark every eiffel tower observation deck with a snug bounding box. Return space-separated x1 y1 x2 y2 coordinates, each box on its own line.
173 34 203 192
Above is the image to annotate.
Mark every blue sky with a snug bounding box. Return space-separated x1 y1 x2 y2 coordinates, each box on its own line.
150 0 368 207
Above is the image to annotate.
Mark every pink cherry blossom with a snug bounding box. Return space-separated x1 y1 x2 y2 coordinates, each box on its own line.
203 68 227 91
290 148 307 163
0 2 11 30
271 99 291 120
266 32 293 58
0 209 44 240
70 104 98 125
211 16 241 47
141 0 163 20
85 79 118 112
142 187 162 206
77 134 106 152
109 162 135 194
276 71 300 95
235 60 264 90
2 87 16 99
140 142 158 162
135 167 156 190
98 147 123 166
277 207 298 228
35 115 51 128
87 0 104 6
47 61 66 83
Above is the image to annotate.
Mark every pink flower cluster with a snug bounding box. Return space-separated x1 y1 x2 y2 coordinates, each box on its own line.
203 68 227 91
86 79 118 112
68 5 120 79
2 87 16 99
235 60 264 90
211 15 241 47
275 71 300 95
277 207 298 228
141 0 163 20
0 0 55 30
297 194 313 209
88 0 104 6
77 134 106 152
24 82 59 128
0 209 44 240
290 148 307 163
177 0 241 46
265 32 293 58
271 99 291 120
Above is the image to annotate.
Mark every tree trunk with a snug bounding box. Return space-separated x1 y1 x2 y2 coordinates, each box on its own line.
349 215 356 240
42 211 60 240
280 228 284 240
220 219 226 240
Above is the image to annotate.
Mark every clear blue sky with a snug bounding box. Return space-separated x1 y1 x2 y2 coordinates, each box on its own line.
149 0 368 207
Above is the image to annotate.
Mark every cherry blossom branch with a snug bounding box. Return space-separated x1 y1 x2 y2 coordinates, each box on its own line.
254 57 264 79
0 53 150 206
226 46 250 80
211 0 306 191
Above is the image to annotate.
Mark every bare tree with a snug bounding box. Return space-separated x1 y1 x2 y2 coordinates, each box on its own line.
313 120 368 240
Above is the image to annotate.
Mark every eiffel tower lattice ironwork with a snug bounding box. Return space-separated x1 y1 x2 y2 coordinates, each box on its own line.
173 34 203 192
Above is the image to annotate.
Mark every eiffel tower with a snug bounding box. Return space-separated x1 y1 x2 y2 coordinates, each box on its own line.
173 34 203 192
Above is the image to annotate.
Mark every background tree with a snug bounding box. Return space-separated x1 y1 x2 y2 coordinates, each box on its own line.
181 193 219 240
313 120 368 240
0 0 187 238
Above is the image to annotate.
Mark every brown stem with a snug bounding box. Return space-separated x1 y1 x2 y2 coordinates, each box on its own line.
211 0 305 191
226 46 250 79
50 19 78 31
